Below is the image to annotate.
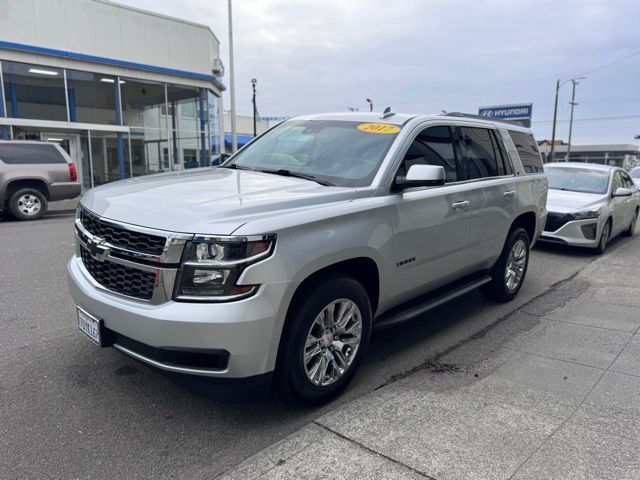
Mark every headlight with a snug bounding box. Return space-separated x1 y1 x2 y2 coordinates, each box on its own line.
571 208 602 220
174 234 276 301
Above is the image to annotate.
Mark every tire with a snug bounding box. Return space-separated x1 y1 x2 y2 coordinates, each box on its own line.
275 276 372 405
481 227 530 302
8 188 47 221
623 208 638 237
594 219 611 255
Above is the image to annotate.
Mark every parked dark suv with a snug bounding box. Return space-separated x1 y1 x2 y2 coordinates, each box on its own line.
0 141 81 220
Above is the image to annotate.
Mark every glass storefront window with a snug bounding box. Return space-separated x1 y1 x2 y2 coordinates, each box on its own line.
2 60 67 121
91 132 131 186
130 128 170 177
65 70 118 125
120 79 165 129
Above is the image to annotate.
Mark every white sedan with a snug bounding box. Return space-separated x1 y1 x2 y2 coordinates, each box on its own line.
540 162 640 254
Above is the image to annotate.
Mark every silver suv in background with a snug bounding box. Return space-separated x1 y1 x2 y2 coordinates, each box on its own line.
0 140 81 220
68 112 548 404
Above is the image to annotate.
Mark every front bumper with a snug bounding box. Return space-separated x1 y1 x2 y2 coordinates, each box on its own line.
67 256 293 379
539 217 602 247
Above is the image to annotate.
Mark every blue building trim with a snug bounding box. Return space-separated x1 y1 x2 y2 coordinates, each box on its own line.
0 80 6 139
198 88 207 166
0 40 226 91
67 86 76 122
113 78 126 179
8 79 18 117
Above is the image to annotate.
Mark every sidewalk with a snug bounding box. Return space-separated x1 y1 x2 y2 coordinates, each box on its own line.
219 237 640 480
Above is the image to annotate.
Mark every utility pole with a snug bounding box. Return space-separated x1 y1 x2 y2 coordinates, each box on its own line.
549 76 585 163
566 79 580 162
251 78 257 137
227 0 237 153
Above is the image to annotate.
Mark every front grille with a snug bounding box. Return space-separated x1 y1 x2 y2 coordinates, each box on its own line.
544 212 572 232
79 208 167 256
80 248 156 300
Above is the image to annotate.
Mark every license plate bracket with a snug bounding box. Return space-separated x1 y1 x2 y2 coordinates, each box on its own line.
77 306 103 346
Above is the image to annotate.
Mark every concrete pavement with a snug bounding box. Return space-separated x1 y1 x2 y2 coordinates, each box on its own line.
219 236 640 480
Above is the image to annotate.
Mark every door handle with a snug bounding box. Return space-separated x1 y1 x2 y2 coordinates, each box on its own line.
503 190 516 198
452 201 469 210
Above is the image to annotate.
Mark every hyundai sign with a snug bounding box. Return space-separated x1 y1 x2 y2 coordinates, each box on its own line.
478 103 533 127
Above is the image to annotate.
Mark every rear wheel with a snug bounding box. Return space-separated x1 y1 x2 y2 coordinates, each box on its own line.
481 227 530 302
594 219 611 254
8 188 47 221
623 209 638 237
275 276 372 405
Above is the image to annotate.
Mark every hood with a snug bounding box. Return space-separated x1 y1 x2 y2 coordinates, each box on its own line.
80 167 356 234
546 188 607 213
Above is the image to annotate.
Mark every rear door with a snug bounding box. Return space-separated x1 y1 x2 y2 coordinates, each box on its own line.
611 170 633 234
387 125 471 303
454 126 519 272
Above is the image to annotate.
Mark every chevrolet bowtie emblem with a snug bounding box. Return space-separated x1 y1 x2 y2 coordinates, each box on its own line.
87 237 110 262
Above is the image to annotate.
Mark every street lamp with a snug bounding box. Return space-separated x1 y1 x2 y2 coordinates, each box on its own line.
366 98 373 112
251 78 257 137
549 76 586 163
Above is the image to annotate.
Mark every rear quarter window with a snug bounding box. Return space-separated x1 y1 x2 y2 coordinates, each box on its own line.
508 131 543 174
0 143 67 165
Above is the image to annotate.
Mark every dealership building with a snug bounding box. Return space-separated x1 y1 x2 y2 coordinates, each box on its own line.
0 0 225 189
538 140 640 169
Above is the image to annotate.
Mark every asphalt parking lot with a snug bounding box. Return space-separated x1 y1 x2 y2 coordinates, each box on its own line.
0 210 627 479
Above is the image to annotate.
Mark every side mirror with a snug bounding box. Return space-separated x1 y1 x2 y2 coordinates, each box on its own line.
613 187 632 197
395 165 445 191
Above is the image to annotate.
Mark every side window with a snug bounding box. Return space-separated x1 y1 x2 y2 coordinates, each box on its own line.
398 126 458 182
508 131 543 174
0 143 67 164
489 130 513 176
457 127 500 179
621 171 635 190
612 171 623 193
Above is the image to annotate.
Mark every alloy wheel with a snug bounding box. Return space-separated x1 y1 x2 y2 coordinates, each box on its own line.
302 299 363 387
504 239 527 292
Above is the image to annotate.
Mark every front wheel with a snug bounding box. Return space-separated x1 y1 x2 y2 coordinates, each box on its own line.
481 227 530 302
275 276 372 405
623 209 638 237
594 219 611 255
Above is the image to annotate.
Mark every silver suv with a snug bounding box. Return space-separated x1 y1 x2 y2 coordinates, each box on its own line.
0 140 81 220
67 112 548 403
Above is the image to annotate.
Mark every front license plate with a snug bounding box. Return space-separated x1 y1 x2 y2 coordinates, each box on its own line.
77 307 102 346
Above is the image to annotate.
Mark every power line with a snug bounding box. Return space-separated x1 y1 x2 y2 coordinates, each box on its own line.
573 49 640 77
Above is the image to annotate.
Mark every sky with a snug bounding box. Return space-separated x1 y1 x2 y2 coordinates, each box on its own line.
119 0 640 145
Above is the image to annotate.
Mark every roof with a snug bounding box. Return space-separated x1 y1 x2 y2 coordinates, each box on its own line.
544 162 617 172
290 112 532 131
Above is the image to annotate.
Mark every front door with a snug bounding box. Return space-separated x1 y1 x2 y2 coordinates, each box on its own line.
387 125 471 305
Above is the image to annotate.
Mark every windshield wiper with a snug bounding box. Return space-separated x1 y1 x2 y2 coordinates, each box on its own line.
258 169 336 186
220 164 255 171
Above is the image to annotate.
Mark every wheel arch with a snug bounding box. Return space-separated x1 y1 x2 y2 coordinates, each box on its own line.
4 178 50 206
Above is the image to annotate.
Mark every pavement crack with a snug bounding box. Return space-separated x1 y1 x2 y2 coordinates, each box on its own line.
313 421 438 480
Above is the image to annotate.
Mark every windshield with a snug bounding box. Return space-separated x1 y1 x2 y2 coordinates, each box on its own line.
224 120 401 187
545 166 610 194
630 168 640 179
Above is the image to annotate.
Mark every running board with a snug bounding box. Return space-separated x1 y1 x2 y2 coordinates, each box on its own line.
373 274 492 330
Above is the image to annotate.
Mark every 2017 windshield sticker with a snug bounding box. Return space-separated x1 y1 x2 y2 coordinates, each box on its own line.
357 123 401 134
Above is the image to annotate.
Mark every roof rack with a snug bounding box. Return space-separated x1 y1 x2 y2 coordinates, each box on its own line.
440 112 519 125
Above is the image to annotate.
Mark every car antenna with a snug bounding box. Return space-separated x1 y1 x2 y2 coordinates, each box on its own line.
380 107 395 119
